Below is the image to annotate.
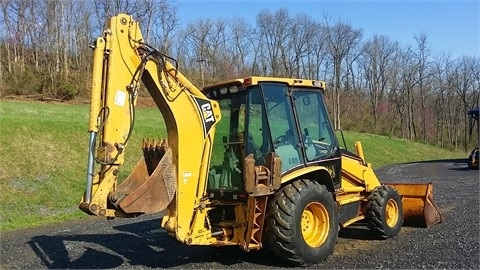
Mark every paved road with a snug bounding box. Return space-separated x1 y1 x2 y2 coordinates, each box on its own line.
1 159 479 269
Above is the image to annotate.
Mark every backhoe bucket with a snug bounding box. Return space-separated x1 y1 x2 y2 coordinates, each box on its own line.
111 146 176 214
385 183 442 228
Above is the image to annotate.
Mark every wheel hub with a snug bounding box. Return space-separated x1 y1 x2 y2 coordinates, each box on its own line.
301 202 329 247
385 198 399 227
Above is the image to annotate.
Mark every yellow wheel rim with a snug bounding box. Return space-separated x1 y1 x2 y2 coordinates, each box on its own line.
385 198 399 228
301 202 329 247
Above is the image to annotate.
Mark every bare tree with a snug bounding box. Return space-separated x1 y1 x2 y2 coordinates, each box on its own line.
358 35 396 130
385 44 406 136
452 56 480 151
204 18 229 79
323 16 362 129
136 0 180 54
403 48 418 141
286 13 319 78
155 0 179 54
411 34 434 143
228 17 255 77
1 0 29 75
182 18 213 85
255 8 291 76
309 27 327 80
431 53 454 148
90 0 145 34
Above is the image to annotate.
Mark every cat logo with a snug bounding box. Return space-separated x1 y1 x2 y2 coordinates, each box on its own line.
201 103 215 123
193 97 216 137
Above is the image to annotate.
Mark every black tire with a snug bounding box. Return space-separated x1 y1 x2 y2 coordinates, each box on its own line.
468 149 479 169
264 179 339 267
467 158 474 169
365 185 403 239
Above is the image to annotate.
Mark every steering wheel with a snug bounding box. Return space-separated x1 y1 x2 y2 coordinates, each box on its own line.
313 140 333 156
274 135 287 146
275 130 295 146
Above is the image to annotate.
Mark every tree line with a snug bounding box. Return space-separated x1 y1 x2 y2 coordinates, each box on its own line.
1 0 478 152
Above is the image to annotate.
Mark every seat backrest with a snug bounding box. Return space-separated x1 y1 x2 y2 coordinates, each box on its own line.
275 144 300 172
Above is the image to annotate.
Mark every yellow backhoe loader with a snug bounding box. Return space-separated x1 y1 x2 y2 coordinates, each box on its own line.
79 13 442 266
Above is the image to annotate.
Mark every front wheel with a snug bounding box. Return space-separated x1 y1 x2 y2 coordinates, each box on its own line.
365 185 403 239
264 179 339 266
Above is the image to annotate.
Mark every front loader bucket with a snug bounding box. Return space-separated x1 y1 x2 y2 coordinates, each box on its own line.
111 145 176 214
385 183 443 228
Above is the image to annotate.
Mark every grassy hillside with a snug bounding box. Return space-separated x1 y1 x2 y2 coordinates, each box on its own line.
337 131 463 168
0 100 465 232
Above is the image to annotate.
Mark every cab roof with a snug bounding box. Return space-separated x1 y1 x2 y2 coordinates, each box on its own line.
202 76 326 93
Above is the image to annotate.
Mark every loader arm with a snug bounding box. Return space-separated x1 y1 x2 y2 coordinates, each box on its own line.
79 14 221 242
339 141 442 228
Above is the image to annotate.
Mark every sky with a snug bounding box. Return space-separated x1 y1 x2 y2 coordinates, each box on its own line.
176 0 480 58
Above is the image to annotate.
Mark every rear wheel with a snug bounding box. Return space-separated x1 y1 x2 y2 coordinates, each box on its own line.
264 179 338 266
365 185 403 239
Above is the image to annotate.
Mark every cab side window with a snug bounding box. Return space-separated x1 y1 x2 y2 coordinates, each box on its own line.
294 91 335 161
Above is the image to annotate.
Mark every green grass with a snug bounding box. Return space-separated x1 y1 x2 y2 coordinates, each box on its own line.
0 100 164 232
0 100 465 232
337 131 465 168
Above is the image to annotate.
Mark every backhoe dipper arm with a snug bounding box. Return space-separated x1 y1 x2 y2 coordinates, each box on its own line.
80 14 221 241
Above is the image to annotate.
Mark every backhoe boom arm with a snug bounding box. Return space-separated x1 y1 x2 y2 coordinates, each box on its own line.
79 14 221 242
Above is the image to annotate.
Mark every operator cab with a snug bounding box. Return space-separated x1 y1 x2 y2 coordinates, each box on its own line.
203 77 341 197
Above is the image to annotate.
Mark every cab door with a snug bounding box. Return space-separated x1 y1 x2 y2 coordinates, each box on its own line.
292 90 338 162
261 83 302 172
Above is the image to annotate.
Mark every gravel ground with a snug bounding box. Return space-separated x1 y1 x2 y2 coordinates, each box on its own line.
1 158 479 269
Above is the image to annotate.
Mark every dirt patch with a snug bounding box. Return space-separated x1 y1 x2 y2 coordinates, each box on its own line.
136 97 157 107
